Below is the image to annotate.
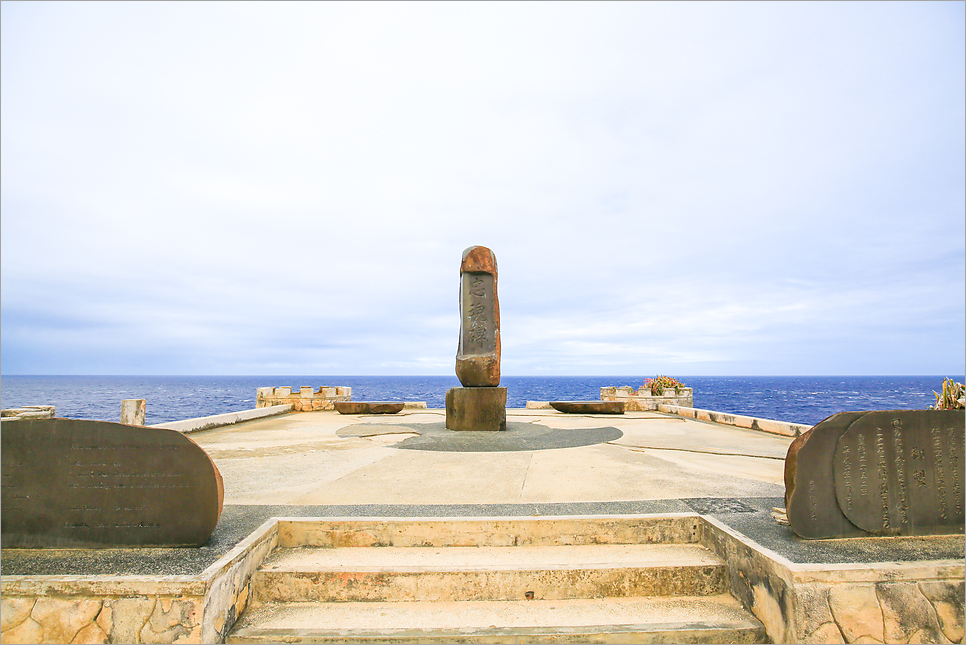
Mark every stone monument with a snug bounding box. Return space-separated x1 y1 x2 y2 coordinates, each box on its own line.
1 418 224 548
446 245 506 431
785 409 964 539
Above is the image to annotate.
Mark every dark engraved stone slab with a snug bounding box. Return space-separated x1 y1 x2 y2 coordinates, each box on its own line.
445 387 507 432
549 401 624 415
334 402 405 415
1 418 224 548
833 410 964 536
456 245 501 387
785 412 867 539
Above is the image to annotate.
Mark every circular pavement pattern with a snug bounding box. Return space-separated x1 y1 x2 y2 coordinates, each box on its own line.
337 421 623 452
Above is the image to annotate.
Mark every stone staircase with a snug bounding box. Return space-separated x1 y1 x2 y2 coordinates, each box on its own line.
226 516 766 644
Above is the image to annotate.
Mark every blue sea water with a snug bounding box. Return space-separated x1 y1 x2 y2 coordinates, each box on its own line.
1 375 960 427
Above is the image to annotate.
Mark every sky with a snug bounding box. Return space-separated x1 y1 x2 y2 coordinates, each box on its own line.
1 2 964 377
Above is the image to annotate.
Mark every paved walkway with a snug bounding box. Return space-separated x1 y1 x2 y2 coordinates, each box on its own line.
191 408 790 506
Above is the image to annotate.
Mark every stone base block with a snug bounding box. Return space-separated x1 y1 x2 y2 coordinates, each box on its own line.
445 387 507 432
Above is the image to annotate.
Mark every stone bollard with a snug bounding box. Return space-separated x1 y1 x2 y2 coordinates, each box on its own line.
120 399 146 426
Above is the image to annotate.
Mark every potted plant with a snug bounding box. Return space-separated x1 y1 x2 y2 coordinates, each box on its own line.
638 375 687 396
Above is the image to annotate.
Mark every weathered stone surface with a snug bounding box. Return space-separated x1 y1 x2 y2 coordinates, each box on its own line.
256 386 350 411
0 615 42 644
600 386 694 411
0 405 55 421
877 581 951 644
120 398 146 426
828 584 884 643
30 597 102 644
549 401 624 414
918 580 965 644
445 387 506 432
1 597 35 632
833 410 964 536
785 412 867 539
456 246 501 387
1 418 224 548
334 401 404 415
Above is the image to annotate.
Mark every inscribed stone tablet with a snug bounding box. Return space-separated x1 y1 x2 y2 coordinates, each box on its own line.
456 245 501 387
785 411 867 539
460 272 497 355
833 410 965 536
1 418 224 548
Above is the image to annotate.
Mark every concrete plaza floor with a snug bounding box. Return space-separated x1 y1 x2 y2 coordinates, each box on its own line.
192 408 790 507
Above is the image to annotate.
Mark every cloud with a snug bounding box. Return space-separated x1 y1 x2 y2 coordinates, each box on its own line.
2 2 963 375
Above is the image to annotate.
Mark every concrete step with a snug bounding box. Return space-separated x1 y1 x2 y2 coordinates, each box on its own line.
253 544 728 603
274 515 702 549
226 595 767 644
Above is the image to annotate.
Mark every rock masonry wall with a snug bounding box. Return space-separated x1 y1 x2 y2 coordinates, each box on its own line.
0 593 204 644
600 386 693 411
255 386 351 412
1 406 55 421
1 520 279 644
702 517 965 645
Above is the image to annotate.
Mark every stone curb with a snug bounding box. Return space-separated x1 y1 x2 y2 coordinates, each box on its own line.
658 404 810 437
149 404 294 434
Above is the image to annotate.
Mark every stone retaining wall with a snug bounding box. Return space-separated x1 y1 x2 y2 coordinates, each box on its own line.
601 386 693 411
701 516 965 644
255 386 350 412
659 404 810 437
1 406 55 421
0 520 280 644
150 404 294 434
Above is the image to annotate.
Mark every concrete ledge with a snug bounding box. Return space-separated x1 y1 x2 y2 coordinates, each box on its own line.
150 405 294 434
658 404 810 438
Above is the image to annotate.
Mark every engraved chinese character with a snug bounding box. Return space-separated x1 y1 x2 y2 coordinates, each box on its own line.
913 469 927 487
911 447 925 460
471 277 486 297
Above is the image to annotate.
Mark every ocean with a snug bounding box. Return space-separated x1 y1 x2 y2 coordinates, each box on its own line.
1 375 959 427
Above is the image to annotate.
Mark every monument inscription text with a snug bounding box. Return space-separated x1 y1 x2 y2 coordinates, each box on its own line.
1 418 224 548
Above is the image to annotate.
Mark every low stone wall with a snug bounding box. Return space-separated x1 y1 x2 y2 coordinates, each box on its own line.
601 386 693 411
1 406 55 421
256 386 351 412
659 404 810 438
150 404 294 434
0 520 280 644
701 516 965 644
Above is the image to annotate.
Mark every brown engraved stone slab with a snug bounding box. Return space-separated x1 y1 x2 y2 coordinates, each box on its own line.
550 401 625 414
334 402 405 415
456 245 501 387
833 410 965 536
1 418 224 548
785 411 867 539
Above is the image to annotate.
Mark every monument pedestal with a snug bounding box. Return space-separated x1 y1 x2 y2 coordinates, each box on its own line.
446 387 507 432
